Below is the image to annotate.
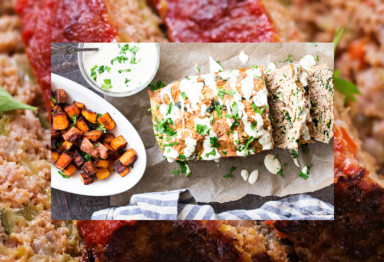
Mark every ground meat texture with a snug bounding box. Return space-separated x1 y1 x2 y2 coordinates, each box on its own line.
307 64 334 143
152 0 279 43
79 221 290 262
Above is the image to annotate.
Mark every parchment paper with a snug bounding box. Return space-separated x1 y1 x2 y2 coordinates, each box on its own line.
108 43 334 205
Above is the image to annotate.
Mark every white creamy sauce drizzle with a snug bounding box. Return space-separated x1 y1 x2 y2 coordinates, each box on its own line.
179 76 204 112
82 43 158 93
241 68 261 101
239 51 249 64
184 137 197 158
164 146 179 163
201 130 220 160
209 56 223 73
159 84 173 104
299 55 317 70
159 103 180 122
267 62 276 72
219 70 239 90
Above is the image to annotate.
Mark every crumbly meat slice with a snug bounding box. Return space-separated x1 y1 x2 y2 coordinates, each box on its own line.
148 68 274 162
78 220 290 262
270 93 384 261
307 64 334 143
266 64 311 149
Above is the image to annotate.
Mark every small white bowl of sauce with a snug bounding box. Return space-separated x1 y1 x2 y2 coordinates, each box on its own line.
78 43 160 97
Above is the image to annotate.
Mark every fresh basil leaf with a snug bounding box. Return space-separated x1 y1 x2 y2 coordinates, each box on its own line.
0 86 37 112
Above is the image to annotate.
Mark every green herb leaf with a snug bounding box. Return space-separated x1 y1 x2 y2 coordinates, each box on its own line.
311 43 318 47
210 137 219 148
215 105 222 119
277 168 285 178
172 169 180 176
223 166 236 178
94 143 99 148
181 91 187 100
97 124 107 133
164 142 179 147
149 80 165 91
84 153 92 162
291 149 298 159
111 56 128 65
298 164 312 179
51 95 57 104
334 70 360 101
230 121 239 130
118 69 131 73
166 102 173 115
205 149 216 158
58 170 69 179
196 124 210 135
72 115 77 124
244 136 254 150
217 88 235 100
333 28 344 52
195 64 200 72
101 79 112 91
251 122 257 130
314 55 319 62
0 86 37 112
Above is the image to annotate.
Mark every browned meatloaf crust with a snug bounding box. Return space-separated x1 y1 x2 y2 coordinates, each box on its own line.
80 221 292 262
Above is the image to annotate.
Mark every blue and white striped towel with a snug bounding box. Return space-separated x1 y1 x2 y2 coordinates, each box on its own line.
92 189 334 220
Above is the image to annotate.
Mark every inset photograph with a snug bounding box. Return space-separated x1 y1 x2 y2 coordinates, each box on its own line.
51 43 334 220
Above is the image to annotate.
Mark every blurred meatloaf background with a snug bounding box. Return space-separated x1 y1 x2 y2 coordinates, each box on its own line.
1 0 383 261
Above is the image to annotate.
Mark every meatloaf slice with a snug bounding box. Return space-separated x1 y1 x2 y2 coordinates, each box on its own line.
78 220 291 262
307 64 334 143
265 64 312 149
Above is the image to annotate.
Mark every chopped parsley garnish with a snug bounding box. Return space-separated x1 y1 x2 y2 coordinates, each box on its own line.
51 96 57 104
291 149 298 159
164 142 179 147
58 170 69 179
300 145 308 154
90 65 98 81
281 54 293 63
230 121 239 130
154 117 177 137
181 91 187 100
118 68 131 73
225 114 233 118
96 124 107 133
298 164 312 179
314 55 319 62
223 166 236 178
284 111 293 128
98 65 111 74
195 64 200 72
252 103 267 115
311 42 318 47
130 56 138 64
149 80 165 91
72 115 77 124
222 150 227 155
166 102 173 115
277 168 285 178
84 153 92 162
125 78 131 84
179 154 185 160
196 124 210 135
96 113 102 118
111 56 128 65
244 136 254 150
172 169 180 176
210 137 219 148
101 79 112 91
217 88 236 100
215 105 222 119
176 160 191 178
205 149 216 158
94 143 99 148
251 122 257 130
209 114 214 125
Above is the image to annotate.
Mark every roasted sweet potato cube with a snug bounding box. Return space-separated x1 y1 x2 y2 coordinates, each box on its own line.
82 109 97 123
76 117 89 132
108 159 115 172
96 143 109 159
63 164 77 176
56 144 65 152
118 167 130 177
84 130 103 142
94 159 109 168
103 143 114 152
119 149 138 167
80 138 99 158
82 161 96 175
51 99 55 108
51 129 60 140
73 150 85 168
52 112 69 130
64 104 81 120
55 152 73 170
53 105 63 113
95 168 110 180
110 135 127 151
102 133 115 144
62 127 84 143
62 141 73 151
97 113 116 130
54 89 67 104
113 160 126 174
74 101 85 110
51 149 60 164
80 172 93 185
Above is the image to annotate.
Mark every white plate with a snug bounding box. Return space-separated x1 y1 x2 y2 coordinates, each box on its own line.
51 74 147 196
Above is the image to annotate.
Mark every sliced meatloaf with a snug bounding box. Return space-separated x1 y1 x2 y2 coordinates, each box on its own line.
265 64 312 149
306 64 334 143
148 67 274 162
78 220 291 262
